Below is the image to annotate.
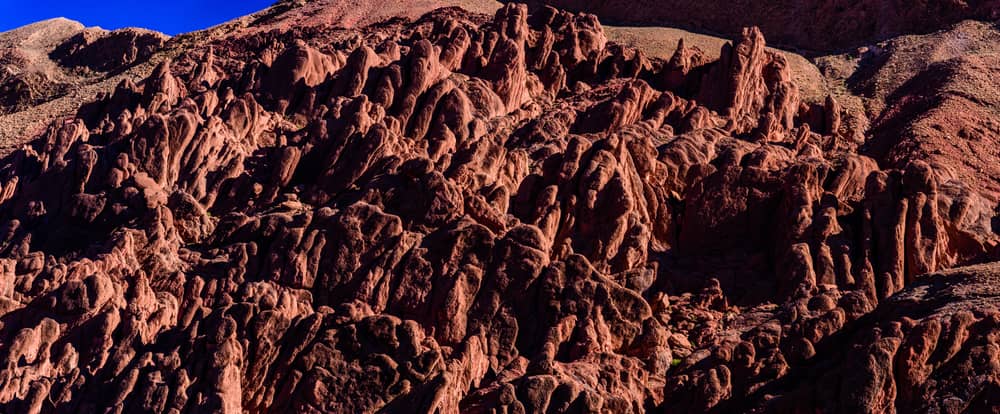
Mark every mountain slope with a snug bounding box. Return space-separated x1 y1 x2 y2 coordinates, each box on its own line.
0 20 168 154
518 0 1000 52
0 1 997 413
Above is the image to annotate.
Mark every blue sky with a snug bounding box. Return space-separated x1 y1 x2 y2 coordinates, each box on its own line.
0 0 277 35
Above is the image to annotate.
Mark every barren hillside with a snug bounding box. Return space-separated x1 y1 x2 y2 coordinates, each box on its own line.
0 1 998 413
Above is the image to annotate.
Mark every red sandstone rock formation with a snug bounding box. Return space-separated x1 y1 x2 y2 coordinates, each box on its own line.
0 1 998 413
748 264 1000 413
51 28 168 73
0 19 169 152
519 0 1000 51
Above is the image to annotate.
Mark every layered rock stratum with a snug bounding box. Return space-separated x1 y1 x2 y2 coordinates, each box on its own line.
0 1 998 413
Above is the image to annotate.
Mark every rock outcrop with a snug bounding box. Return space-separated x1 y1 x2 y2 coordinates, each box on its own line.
750 263 1000 413
0 18 85 115
0 1 997 413
519 0 1000 51
50 28 168 73
0 19 169 153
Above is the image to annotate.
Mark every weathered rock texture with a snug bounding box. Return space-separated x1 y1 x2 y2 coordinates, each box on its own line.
0 1 998 413
0 18 88 115
0 22 167 115
51 28 168 73
748 264 1000 413
518 0 1000 51
0 19 169 154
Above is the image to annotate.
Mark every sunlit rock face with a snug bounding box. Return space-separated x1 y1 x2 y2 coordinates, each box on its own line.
0 1 998 413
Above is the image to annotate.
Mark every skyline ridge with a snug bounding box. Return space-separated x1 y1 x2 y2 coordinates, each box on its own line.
0 0 276 35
